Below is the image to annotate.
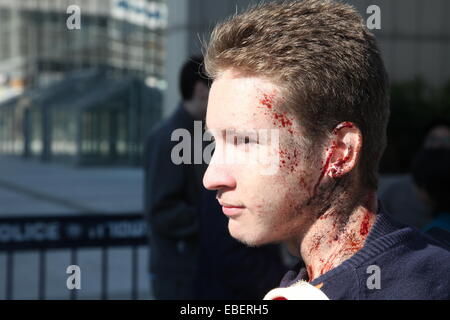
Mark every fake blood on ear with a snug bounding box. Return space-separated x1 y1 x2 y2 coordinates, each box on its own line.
311 122 355 196
333 121 354 134
330 146 353 176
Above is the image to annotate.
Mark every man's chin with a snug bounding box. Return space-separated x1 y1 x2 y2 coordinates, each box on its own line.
228 223 272 247
233 236 264 247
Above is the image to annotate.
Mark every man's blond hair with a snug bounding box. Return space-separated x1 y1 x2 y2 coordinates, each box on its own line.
205 0 390 189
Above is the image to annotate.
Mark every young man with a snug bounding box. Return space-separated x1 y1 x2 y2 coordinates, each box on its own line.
202 0 450 299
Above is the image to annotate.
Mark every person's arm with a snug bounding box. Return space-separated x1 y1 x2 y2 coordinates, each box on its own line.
144 134 198 239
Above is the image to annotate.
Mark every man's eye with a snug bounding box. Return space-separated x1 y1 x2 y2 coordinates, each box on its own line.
237 136 257 145
227 135 258 146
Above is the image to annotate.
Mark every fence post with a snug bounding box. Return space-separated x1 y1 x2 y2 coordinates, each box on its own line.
6 250 14 300
38 249 46 300
131 245 138 300
101 246 108 300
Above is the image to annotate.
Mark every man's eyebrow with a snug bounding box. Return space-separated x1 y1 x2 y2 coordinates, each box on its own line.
205 126 257 138
206 126 256 133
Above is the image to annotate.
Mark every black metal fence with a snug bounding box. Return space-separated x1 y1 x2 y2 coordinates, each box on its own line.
0 213 148 300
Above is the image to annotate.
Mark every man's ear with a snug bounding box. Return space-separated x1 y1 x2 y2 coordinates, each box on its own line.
326 122 362 178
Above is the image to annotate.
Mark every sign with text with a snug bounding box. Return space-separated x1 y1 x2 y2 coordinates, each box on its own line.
0 213 147 251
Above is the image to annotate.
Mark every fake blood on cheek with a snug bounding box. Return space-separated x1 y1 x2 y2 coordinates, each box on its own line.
257 92 302 173
278 148 302 172
311 142 336 197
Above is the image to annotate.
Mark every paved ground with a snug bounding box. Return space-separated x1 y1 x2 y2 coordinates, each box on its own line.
0 156 143 215
0 156 152 300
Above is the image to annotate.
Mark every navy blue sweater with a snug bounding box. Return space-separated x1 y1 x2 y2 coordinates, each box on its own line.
279 206 450 299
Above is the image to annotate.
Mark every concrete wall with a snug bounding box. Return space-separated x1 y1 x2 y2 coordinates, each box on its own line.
163 0 256 117
163 0 450 117
351 0 450 86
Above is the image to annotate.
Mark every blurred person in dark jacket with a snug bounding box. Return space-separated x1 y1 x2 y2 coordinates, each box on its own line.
412 148 450 233
379 120 450 228
144 56 209 299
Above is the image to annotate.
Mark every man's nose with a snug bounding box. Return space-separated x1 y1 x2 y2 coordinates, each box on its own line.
203 161 236 191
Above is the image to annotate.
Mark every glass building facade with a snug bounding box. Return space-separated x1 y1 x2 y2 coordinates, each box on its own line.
0 0 166 165
1 70 162 165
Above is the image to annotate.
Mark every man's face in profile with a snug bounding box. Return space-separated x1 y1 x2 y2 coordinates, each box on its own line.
203 69 324 247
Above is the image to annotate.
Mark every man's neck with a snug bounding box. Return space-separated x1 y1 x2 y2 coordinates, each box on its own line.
299 191 378 282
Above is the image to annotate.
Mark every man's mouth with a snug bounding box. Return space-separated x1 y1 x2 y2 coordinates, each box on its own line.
218 201 245 217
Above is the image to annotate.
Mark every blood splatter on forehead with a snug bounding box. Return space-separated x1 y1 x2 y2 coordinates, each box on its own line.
257 91 295 135
259 92 274 109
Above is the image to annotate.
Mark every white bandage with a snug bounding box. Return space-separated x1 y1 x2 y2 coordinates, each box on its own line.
263 280 329 300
